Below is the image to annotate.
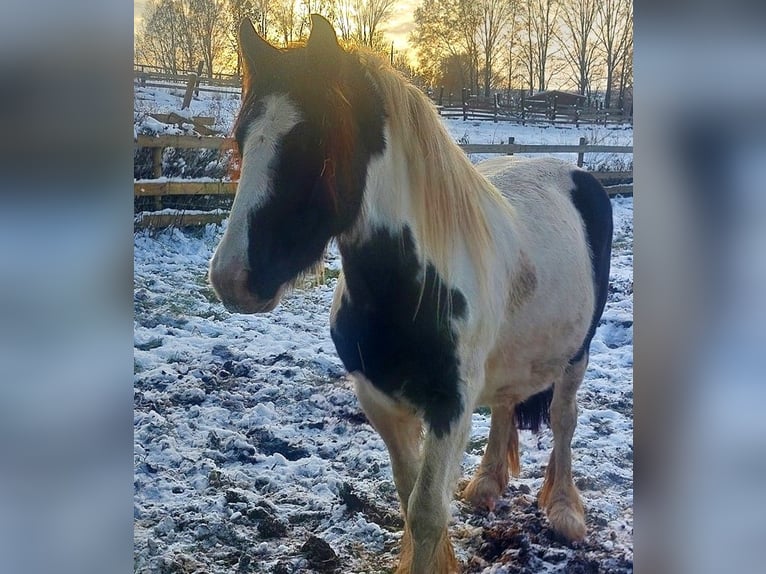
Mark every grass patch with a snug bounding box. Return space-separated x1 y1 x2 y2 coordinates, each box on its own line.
298 266 342 289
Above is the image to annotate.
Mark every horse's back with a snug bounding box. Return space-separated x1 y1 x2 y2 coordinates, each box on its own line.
478 156 583 201
478 157 611 272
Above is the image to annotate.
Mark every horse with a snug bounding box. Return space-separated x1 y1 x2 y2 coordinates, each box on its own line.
209 15 613 574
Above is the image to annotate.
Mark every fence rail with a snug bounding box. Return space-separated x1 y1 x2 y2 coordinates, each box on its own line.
135 172 630 198
134 135 632 155
135 180 238 197
134 64 240 87
135 134 235 150
460 143 633 154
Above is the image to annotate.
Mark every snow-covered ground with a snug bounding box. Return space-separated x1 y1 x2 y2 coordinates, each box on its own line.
134 84 633 573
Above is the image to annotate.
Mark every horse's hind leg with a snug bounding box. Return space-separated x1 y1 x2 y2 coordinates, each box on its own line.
538 354 588 541
463 404 520 511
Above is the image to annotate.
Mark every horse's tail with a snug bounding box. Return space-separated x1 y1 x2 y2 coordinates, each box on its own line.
568 169 613 365
514 386 553 432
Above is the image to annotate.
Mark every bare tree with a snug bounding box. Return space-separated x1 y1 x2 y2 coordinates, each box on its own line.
617 36 632 108
251 0 274 38
520 0 559 92
273 0 300 45
556 0 598 95
224 1 254 76
477 0 515 97
334 0 357 42
174 3 199 72
136 0 185 74
352 0 397 48
186 0 229 77
455 0 481 94
295 1 338 40
594 0 632 108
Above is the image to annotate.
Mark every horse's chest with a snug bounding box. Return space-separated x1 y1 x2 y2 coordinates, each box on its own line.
330 227 467 437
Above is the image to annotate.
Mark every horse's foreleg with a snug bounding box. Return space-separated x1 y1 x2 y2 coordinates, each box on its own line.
353 375 422 517
402 383 479 574
463 403 519 511
539 355 588 542
403 425 468 574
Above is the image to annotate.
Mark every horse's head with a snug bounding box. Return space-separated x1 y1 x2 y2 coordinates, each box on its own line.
210 15 385 313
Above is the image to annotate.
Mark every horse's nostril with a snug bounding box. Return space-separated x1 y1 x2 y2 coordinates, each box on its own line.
208 261 282 314
209 260 249 300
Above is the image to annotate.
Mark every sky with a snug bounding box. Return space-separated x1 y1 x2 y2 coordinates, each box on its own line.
380 1 417 53
134 1 418 55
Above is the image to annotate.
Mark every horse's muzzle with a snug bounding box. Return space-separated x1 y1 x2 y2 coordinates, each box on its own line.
209 262 282 314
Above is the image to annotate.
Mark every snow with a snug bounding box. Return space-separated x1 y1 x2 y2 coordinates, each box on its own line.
134 85 242 135
134 84 633 573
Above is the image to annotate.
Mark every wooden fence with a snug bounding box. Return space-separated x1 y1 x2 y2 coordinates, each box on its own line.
134 134 632 228
438 104 630 126
437 99 630 126
433 88 632 126
134 64 241 102
135 71 630 126
134 63 240 86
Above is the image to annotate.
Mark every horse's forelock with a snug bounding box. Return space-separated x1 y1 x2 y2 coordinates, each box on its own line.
320 89 360 214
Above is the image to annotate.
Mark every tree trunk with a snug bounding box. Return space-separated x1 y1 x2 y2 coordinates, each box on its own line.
484 53 491 97
605 68 613 108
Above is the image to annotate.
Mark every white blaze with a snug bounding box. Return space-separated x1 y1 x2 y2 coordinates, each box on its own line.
211 94 302 275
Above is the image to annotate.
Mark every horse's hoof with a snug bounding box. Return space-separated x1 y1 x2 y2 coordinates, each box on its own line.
547 500 587 542
462 474 501 512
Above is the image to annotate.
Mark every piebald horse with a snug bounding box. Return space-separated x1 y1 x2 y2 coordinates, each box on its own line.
209 15 612 573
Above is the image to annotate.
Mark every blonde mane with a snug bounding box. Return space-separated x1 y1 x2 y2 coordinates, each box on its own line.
357 51 510 287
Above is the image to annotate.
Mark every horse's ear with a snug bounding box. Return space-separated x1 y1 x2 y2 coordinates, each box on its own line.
307 14 341 54
239 17 279 75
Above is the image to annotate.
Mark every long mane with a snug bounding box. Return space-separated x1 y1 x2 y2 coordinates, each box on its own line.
357 51 511 286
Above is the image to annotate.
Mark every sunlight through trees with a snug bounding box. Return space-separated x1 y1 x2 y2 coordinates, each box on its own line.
134 0 632 99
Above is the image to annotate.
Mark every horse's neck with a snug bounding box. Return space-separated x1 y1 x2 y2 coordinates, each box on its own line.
354 128 418 238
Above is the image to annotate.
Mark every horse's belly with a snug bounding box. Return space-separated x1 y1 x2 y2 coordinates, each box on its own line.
479 313 589 406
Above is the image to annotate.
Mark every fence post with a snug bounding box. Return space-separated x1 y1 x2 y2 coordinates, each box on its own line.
507 136 515 156
438 86 444 106
462 88 468 121
520 91 526 125
493 93 499 122
194 61 204 97
551 94 557 122
151 146 163 210
151 147 163 179
577 136 586 167
182 72 198 109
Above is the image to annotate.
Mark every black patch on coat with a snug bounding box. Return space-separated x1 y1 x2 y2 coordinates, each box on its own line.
234 45 386 300
331 226 467 438
514 387 553 432
568 170 614 364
